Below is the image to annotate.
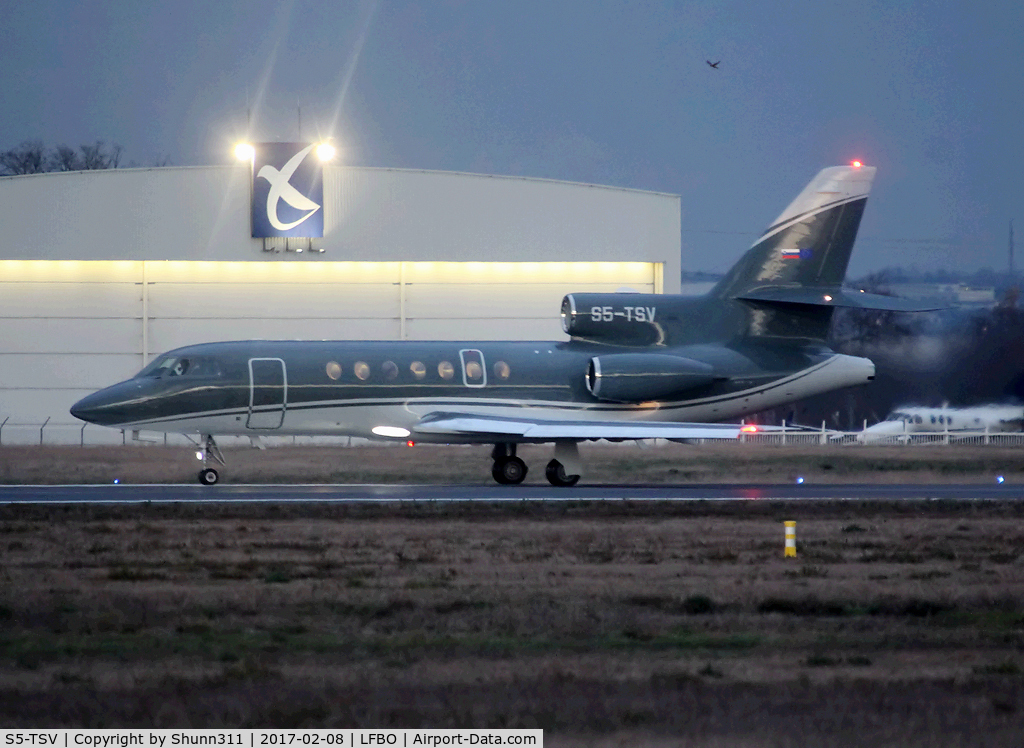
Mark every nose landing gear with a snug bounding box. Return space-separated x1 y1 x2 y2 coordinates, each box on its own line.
195 434 226 485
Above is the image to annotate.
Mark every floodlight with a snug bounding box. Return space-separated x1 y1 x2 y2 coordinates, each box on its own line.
316 142 337 161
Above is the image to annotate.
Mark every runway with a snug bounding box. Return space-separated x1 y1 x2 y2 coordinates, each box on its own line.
2 482 1024 503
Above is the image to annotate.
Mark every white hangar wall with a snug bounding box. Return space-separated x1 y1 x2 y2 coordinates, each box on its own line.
0 166 680 444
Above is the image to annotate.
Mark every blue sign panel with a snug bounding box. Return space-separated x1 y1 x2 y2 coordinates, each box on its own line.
251 142 324 238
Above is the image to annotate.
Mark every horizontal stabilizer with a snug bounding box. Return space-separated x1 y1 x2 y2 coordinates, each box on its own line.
737 286 946 312
414 412 741 441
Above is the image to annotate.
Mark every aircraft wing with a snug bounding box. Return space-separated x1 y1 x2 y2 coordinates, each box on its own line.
412 412 741 441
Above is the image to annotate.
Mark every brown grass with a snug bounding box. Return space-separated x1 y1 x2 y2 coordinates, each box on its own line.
2 499 1024 744
2 442 1023 484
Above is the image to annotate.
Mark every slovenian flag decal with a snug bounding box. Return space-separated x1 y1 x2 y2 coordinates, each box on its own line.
781 248 811 259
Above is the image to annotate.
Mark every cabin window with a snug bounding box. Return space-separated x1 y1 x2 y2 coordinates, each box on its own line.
326 361 342 380
438 361 455 380
382 361 399 381
930 415 936 424
354 361 370 381
494 361 511 380
410 361 426 380
914 415 923 424
465 361 483 381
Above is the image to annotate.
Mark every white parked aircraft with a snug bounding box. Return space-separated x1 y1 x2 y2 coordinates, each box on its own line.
855 405 1024 442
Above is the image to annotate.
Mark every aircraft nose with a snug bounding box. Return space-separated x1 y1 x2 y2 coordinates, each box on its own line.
70 382 142 426
70 390 109 424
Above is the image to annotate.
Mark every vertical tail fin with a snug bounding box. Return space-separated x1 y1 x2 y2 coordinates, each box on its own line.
710 164 876 341
712 165 876 298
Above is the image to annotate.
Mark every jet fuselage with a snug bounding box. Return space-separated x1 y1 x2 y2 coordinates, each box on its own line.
70 336 873 443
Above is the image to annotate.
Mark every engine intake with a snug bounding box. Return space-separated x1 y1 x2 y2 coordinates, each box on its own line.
587 354 716 403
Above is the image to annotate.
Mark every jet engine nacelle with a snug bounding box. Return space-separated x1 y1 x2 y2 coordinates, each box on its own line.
586 354 716 403
562 293 664 345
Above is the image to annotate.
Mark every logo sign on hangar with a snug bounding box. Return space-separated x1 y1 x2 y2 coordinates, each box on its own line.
251 142 324 238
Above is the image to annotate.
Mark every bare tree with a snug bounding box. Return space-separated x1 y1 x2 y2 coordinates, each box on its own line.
0 141 48 175
49 145 82 172
78 141 123 170
830 271 918 349
2 140 127 174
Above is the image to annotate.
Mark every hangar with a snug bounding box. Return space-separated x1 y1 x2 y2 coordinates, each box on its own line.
0 152 681 443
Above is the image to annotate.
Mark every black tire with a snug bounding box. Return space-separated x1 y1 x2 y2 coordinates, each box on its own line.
492 457 528 485
198 468 219 486
546 459 580 487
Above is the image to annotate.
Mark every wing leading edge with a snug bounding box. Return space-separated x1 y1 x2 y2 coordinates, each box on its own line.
412 412 741 441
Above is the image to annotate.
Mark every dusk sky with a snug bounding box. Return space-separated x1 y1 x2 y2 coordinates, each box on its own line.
2 0 1021 277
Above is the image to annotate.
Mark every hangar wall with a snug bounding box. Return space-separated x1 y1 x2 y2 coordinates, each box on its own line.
0 165 681 269
0 166 680 444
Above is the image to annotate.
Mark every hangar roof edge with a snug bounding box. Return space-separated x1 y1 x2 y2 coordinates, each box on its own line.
0 164 680 199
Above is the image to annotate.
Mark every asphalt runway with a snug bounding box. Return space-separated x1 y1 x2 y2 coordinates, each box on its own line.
2 482 1024 503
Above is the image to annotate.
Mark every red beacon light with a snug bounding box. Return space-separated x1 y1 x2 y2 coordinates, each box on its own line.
740 424 759 433
851 160 863 168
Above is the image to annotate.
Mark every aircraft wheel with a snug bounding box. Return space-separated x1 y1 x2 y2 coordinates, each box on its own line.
545 459 580 487
492 457 528 485
198 468 219 486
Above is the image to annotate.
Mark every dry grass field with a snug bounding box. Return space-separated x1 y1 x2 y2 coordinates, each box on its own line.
2 441 1023 485
3 445 1024 745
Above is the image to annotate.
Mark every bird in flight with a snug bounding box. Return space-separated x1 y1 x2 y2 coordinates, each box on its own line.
706 60 720 69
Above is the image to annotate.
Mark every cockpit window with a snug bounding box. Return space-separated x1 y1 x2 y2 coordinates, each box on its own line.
136 356 221 379
137 356 177 378
185 358 222 377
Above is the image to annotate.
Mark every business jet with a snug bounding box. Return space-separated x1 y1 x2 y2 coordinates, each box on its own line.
71 163 937 486
854 405 1024 442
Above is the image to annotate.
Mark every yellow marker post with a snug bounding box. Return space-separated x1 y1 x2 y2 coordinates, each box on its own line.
784 520 797 557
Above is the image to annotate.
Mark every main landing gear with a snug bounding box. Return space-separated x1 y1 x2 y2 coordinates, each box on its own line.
196 434 225 485
491 441 583 487
491 443 528 485
545 459 581 487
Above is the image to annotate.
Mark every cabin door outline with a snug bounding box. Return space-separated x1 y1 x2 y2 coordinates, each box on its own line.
459 349 487 388
247 358 287 429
